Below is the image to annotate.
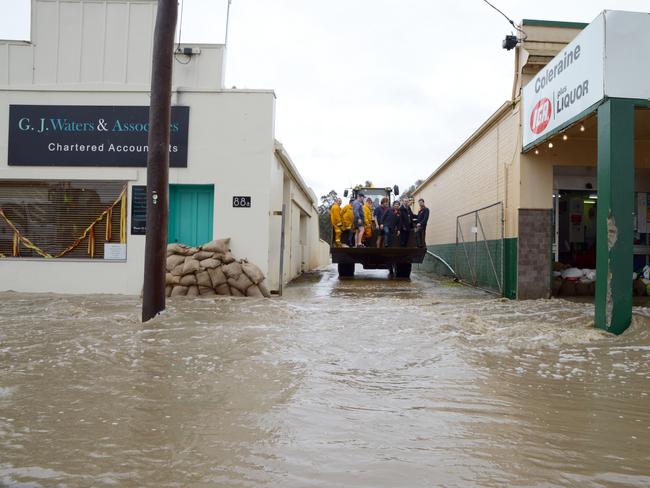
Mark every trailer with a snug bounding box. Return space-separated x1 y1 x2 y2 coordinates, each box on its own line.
331 186 427 278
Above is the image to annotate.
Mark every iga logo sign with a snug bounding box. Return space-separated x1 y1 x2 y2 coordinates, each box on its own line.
529 98 552 134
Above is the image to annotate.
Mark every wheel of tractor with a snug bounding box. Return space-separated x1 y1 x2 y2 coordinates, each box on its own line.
338 263 355 278
394 263 412 278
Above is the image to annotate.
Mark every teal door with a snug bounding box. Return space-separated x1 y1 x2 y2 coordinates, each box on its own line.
168 184 214 247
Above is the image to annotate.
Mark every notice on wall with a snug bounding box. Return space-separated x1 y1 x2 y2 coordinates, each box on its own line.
131 186 147 235
8 105 189 167
104 243 127 260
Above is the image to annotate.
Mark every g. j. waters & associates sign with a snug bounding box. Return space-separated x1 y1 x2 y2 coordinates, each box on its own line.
8 105 189 167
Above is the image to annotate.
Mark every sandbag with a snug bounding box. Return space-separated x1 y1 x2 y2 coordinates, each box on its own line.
170 285 188 297
167 243 196 256
633 279 646 296
167 243 187 255
195 270 212 288
230 286 245 297
187 285 200 297
165 285 172 297
560 280 576 296
221 252 236 264
561 267 582 280
199 258 221 269
179 274 197 286
551 277 562 297
193 251 214 261
222 262 243 279
215 283 231 296
227 273 253 293
201 238 230 254
241 262 264 285
208 267 227 287
246 285 264 297
199 285 217 296
170 263 185 277
182 257 200 275
165 273 180 286
166 254 186 271
258 282 271 298
575 281 591 296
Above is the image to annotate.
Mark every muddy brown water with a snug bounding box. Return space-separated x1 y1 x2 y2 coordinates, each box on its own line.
1 267 649 487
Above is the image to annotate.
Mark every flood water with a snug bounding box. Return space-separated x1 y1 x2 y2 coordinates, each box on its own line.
1 266 649 487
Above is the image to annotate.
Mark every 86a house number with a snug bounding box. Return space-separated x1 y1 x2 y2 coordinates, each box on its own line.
232 196 251 207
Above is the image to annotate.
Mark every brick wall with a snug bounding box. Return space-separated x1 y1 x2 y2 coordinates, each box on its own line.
518 209 552 299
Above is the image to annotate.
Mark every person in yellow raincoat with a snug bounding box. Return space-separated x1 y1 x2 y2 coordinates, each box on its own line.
363 197 373 244
341 198 354 247
330 198 343 247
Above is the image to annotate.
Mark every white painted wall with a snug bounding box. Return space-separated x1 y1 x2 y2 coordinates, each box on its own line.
0 0 225 90
0 0 328 295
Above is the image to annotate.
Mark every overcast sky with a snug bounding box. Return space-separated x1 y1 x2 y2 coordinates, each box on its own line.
3 0 650 200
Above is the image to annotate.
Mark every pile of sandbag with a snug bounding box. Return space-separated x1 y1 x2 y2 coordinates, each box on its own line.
165 238 271 298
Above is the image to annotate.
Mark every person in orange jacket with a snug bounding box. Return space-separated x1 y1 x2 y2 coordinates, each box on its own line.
340 198 354 247
330 198 343 247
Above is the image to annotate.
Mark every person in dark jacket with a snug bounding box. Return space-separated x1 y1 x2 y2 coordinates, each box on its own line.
381 201 401 247
415 198 430 247
373 197 389 248
398 197 415 247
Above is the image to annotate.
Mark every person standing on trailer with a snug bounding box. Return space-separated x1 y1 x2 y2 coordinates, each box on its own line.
415 198 429 248
352 193 366 247
330 197 343 247
363 197 373 244
381 200 402 247
374 197 389 248
341 198 354 247
398 197 415 247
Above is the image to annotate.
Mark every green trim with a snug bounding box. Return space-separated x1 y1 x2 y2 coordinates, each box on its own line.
503 238 518 299
416 238 518 298
595 99 635 335
521 19 588 29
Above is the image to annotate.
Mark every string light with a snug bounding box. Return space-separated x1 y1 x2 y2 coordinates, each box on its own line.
534 149 540 155
548 142 554 148
562 134 568 141
580 124 585 132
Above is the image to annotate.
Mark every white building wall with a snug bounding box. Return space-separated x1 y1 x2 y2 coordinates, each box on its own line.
0 88 277 294
0 0 328 296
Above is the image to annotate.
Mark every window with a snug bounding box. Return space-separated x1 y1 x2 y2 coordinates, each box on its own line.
0 180 127 259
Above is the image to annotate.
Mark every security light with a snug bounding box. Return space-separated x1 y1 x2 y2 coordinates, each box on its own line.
502 34 518 50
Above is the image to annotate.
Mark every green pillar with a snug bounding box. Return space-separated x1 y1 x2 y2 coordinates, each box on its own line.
595 99 635 335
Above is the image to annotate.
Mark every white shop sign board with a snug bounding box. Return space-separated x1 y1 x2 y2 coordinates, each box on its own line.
523 10 650 149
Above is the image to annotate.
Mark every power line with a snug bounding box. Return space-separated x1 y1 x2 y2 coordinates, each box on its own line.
481 0 527 41
174 0 191 64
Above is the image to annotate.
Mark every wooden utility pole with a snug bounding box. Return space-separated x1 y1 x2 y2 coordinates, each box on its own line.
142 0 177 322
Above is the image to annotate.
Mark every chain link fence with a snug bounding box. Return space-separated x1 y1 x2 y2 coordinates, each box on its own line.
455 202 504 294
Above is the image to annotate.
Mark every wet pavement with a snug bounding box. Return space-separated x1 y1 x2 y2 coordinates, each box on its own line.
1 266 649 487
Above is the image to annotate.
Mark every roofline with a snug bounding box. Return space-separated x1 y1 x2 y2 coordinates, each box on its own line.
415 101 514 193
521 19 588 29
273 140 318 207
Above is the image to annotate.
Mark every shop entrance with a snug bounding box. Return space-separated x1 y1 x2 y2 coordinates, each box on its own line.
168 184 214 247
554 190 598 269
